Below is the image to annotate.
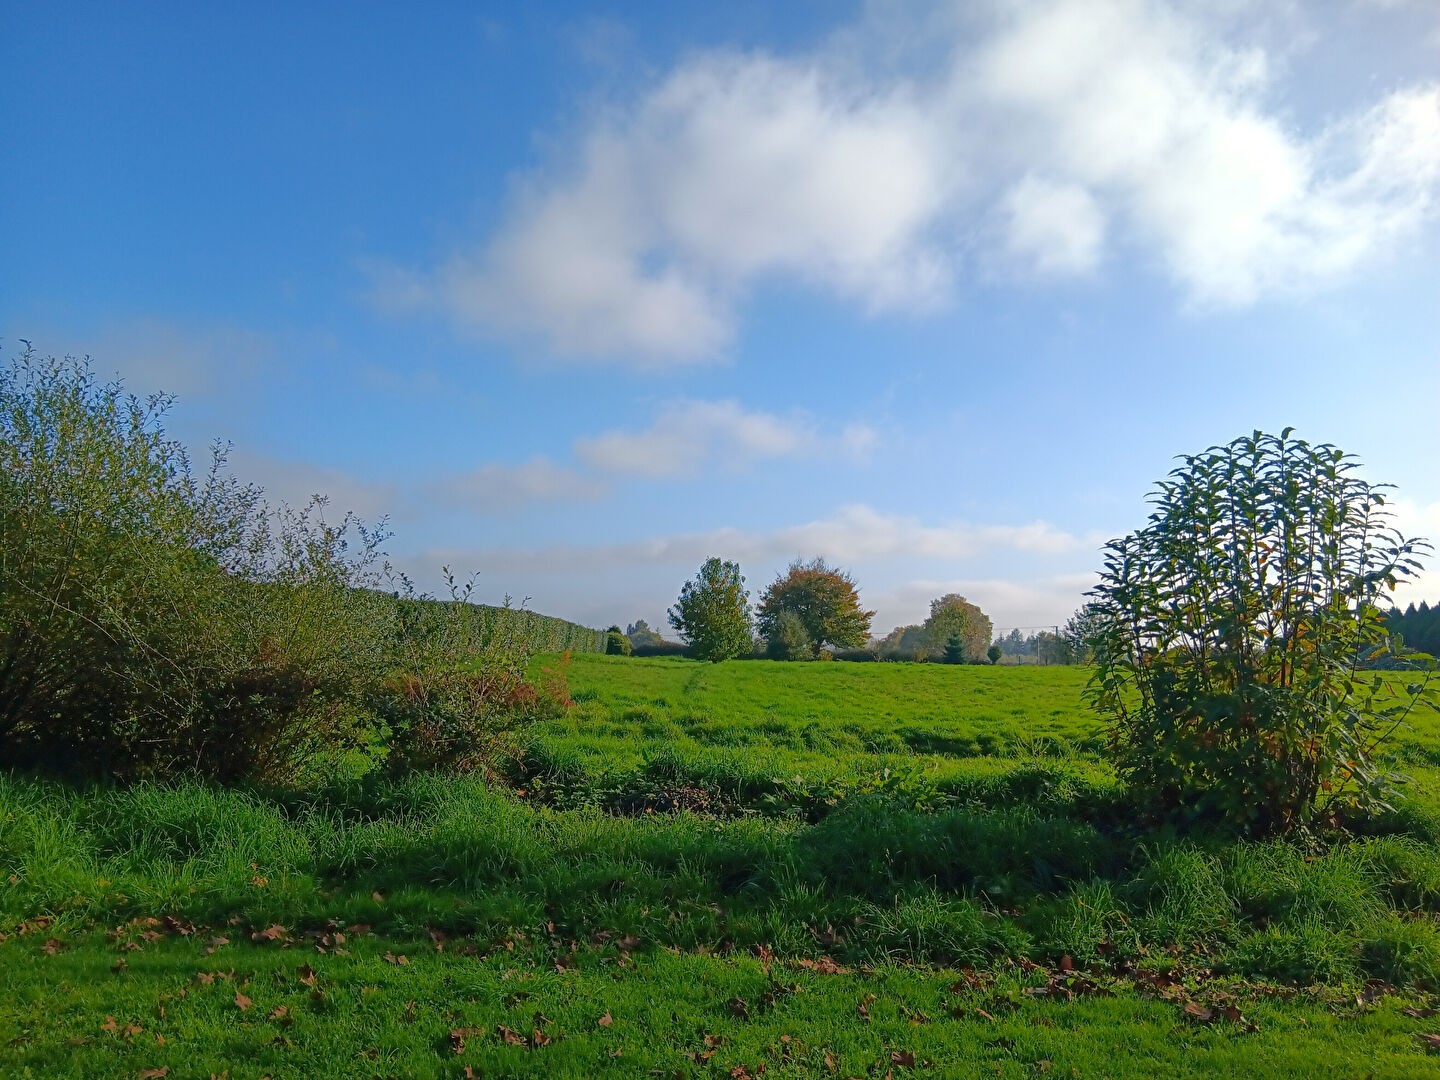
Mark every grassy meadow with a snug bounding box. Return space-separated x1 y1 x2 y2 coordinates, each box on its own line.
6 654 1440 1077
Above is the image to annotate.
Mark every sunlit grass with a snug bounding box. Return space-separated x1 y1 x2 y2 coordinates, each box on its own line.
5 658 1440 1075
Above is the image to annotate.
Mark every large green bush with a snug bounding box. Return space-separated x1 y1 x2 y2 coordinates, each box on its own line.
1087 429 1437 835
0 349 580 782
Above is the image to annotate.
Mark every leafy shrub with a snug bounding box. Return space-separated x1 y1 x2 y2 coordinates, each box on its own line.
0 349 573 782
604 626 633 655
1088 429 1437 834
0 349 400 780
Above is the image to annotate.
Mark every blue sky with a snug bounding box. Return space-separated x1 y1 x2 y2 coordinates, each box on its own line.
4 0 1439 636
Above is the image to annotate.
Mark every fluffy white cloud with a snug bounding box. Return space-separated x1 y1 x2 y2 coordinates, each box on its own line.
574 399 876 476
381 0 1440 364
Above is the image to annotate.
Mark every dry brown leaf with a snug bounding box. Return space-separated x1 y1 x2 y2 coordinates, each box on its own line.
234 991 253 1012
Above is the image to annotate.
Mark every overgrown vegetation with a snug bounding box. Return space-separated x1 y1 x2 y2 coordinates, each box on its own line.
0 349 593 784
1088 429 1437 835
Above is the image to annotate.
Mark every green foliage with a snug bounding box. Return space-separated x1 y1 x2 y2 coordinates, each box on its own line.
1386 600 1440 658
987 644 1003 665
924 594 992 663
876 623 931 662
942 636 966 664
0 348 590 783
1087 429 1438 835
12 660 1440 1071
604 626 633 656
756 558 874 657
668 557 753 663
1061 603 1108 664
765 609 813 661
0 348 396 780
625 619 666 649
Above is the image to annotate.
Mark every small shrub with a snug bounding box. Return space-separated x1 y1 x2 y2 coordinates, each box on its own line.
1088 429 1437 834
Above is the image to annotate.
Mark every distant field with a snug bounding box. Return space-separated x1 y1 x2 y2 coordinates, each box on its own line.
6 656 1440 1077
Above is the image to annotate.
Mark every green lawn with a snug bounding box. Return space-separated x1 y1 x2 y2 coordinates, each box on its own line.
5 655 1440 1077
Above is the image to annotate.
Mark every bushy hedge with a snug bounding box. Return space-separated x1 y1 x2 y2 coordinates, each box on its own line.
0 349 590 784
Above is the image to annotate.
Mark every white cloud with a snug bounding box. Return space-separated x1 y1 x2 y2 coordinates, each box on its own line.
378 0 1440 364
440 457 604 511
1001 174 1106 277
414 504 1089 576
868 573 1100 636
574 399 875 477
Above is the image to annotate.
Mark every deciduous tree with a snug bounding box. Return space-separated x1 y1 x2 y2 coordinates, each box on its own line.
668 558 753 663
756 558 873 658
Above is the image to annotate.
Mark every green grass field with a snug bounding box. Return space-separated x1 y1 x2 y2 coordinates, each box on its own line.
6 655 1440 1077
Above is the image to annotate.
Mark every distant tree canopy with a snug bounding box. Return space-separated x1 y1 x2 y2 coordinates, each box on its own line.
875 595 993 662
923 594 992 663
625 619 666 648
1386 601 1440 656
756 558 874 658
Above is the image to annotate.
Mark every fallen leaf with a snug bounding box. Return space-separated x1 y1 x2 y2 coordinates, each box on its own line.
296 964 317 987
138 1069 169 1078
1183 1002 1213 1023
597 1012 614 1028
111 959 129 975
234 991 253 1012
891 1050 916 1068
250 925 287 944
496 1025 526 1046
270 1006 291 1025
382 951 408 965
449 1027 480 1054
371 891 386 904
1420 1033 1440 1053
41 938 63 955
531 1028 552 1047
795 957 850 975
728 997 751 1020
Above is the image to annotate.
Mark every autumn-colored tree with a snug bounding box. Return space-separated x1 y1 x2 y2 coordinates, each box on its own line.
923 594 993 663
756 558 874 658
